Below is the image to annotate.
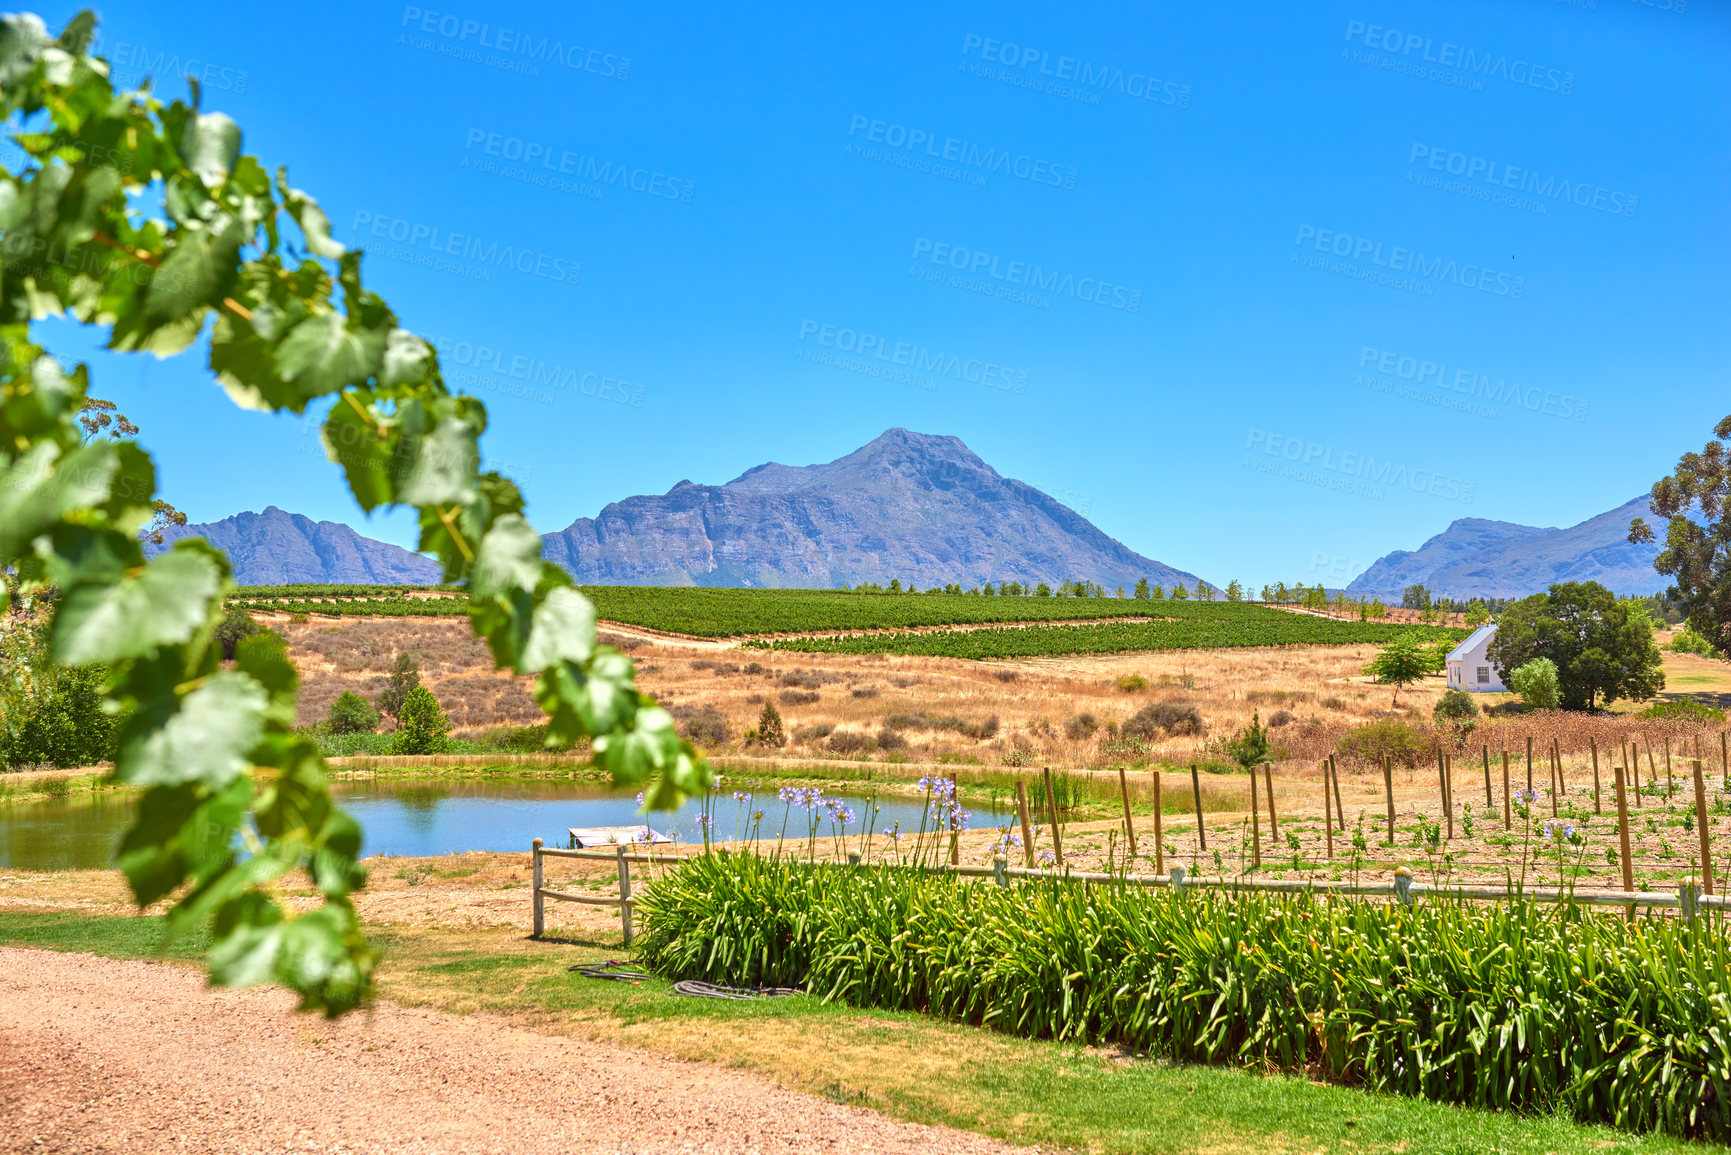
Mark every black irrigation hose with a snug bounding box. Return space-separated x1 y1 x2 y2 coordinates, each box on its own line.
570 960 802 1000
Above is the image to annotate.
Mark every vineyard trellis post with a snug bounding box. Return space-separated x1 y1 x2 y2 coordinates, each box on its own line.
532 837 545 937
1502 751 1512 829
1323 763 1334 859
1614 761 1635 913
1152 771 1165 875
1664 737 1674 796
1382 755 1395 843
1481 745 1492 809
1436 750 1451 840
1549 743 1560 817
1250 772 1261 871
1043 767 1065 866
1190 765 1206 852
1526 736 1534 796
1263 763 1278 840
1631 740 1644 806
1329 755 1345 833
615 845 634 946
1692 758 1714 896
1014 781 1035 867
1117 767 1138 857
1591 737 1602 815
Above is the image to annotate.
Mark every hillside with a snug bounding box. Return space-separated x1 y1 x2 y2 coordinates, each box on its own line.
149 506 441 586
1346 495 1663 599
540 428 1199 590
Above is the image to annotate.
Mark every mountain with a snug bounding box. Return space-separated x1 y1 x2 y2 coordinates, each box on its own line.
148 506 441 586
540 428 1200 590
1345 495 1663 599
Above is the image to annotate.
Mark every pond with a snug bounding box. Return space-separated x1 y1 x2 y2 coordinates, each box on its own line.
0 778 1009 872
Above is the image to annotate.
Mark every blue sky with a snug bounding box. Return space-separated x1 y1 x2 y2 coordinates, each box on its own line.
31 0 1730 590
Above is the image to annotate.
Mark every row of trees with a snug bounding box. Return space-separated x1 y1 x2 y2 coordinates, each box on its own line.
844 577 1251 600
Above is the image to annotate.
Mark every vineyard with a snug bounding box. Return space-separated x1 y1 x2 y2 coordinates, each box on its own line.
745 612 1469 659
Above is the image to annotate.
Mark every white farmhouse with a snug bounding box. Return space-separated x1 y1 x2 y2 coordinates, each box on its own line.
1445 623 1505 692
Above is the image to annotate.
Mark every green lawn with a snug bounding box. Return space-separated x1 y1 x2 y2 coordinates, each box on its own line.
0 909 1700 1155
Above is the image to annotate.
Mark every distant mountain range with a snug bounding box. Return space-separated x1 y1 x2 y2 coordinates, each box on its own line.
540 428 1199 590
152 431 1198 590
1345 495 1663 599
148 507 440 586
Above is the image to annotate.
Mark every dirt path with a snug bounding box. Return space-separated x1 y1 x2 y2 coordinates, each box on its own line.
0 948 1029 1155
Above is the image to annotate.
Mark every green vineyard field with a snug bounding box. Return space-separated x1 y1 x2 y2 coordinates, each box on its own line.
743 613 1467 659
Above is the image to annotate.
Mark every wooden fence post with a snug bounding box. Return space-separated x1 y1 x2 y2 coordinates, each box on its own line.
614 844 633 947
1526 736 1534 795
1502 751 1512 829
1323 762 1334 859
1614 761 1634 915
1250 771 1261 871
1548 743 1559 817
1382 755 1395 843
1631 741 1643 806
1044 767 1065 867
1436 750 1451 840
1330 755 1346 833
1591 737 1601 815
1664 737 1674 796
1152 771 1165 876
1190 764 1206 851
531 838 545 938
1481 745 1492 808
1117 767 1138 857
1693 757 1714 896
1014 780 1036 867
1263 763 1279 840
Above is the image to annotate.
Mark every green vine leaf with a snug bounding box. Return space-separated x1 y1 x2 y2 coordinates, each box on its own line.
51 544 222 664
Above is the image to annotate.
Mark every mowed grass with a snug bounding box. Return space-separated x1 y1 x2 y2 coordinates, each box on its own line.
0 909 1699 1155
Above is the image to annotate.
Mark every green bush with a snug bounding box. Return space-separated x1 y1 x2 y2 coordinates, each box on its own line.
325 691 379 735
2 664 115 769
214 604 264 661
1433 689 1479 723
639 855 1731 1141
1123 701 1203 738
1336 718 1429 768
1667 626 1716 656
1638 699 1727 724
387 686 452 755
1115 674 1149 692
1510 657 1561 710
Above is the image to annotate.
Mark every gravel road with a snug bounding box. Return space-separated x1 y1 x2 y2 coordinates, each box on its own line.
0 948 1030 1155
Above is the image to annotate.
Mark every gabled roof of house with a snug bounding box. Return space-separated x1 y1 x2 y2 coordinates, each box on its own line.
1446 623 1497 664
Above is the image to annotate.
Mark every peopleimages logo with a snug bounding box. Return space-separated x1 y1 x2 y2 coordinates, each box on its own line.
1245 429 1475 504
1357 346 1587 422
910 238 1141 312
796 319 1028 394
462 129 694 203
428 334 644 407
398 7 630 79
351 211 580 286
958 34 1191 108
1407 144 1636 219
96 37 249 93
1294 225 1524 299
1343 20 1574 95
845 115 1078 189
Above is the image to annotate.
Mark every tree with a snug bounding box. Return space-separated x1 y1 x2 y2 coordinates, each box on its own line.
0 13 715 1013
1149 584 1165 601
1463 600 1490 628
1195 580 1213 601
888 578 902 592
1169 583 1189 601
1225 580 1243 602
77 396 188 544
1402 584 1433 611
754 700 785 749
1487 582 1665 710
1035 582 1052 597
326 691 380 735
388 686 452 754
1363 635 1430 706
1632 415 1731 659
1434 688 1479 723
214 603 263 661
1 611 115 768
1223 712 1271 771
1133 577 1151 600
377 652 421 721
1509 658 1560 710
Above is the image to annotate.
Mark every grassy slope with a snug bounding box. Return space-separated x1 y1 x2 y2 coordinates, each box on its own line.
0 909 1694 1155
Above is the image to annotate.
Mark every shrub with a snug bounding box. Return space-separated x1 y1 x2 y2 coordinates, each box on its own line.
1509 657 1560 710
1667 626 1715 656
1321 697 1347 711
1267 709 1294 728
883 712 924 731
376 652 421 720
1433 689 1479 723
326 691 380 735
1222 713 1271 770
1063 712 1099 740
778 689 820 707
1123 701 1203 738
754 701 786 748
1638 699 1727 724
1115 674 1149 692
1003 748 1033 767
639 855 1731 1142
1336 718 1429 768
994 670 1019 683
827 731 875 755
779 670 825 689
215 604 264 661
850 686 881 699
387 686 452 755
1 664 115 769
793 723 835 743
743 662 766 675
875 727 908 751
674 705 731 747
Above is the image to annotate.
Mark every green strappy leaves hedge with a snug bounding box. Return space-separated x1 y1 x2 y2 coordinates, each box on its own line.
0 12 708 1014
638 853 1731 1141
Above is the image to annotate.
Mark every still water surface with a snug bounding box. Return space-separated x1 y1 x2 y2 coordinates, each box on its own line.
0 778 1007 871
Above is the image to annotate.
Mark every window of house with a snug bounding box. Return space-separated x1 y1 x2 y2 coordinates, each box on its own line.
1476 666 1490 684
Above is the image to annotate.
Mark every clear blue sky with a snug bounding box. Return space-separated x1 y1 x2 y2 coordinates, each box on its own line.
30 0 1730 590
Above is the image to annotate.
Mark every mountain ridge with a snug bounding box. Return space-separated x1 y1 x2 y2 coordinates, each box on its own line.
147 506 441 586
